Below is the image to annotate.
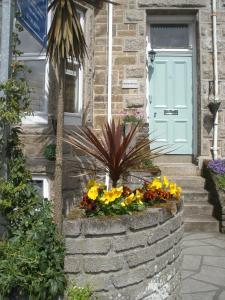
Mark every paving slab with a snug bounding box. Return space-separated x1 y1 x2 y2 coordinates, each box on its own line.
182 255 201 271
182 291 217 300
182 233 225 300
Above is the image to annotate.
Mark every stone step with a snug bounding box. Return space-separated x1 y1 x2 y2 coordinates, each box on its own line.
158 163 200 176
183 190 209 202
184 216 219 232
184 203 213 217
169 176 205 190
154 155 193 164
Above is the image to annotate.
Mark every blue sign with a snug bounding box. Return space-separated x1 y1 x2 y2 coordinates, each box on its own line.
17 0 48 47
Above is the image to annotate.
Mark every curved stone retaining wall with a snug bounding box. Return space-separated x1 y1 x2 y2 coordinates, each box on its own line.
64 205 183 300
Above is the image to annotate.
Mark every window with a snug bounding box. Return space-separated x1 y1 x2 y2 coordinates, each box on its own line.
64 10 84 125
18 27 48 122
32 175 49 199
150 24 189 49
65 64 82 114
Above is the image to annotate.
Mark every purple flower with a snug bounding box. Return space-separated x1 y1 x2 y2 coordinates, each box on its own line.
208 159 225 174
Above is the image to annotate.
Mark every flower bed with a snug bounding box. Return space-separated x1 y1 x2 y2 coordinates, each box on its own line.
64 201 183 300
204 160 225 232
79 177 181 217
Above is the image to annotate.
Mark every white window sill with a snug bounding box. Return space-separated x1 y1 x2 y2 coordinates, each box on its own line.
64 112 82 126
22 113 48 125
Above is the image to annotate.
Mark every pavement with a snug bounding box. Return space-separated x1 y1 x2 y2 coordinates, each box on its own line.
182 233 225 300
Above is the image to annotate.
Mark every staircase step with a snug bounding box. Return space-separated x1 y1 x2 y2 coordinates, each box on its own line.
158 163 199 176
154 155 193 164
184 203 213 217
169 176 205 190
184 216 219 232
183 191 209 202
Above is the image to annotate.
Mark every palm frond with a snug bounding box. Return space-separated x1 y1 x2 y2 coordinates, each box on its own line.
65 120 166 187
47 0 119 70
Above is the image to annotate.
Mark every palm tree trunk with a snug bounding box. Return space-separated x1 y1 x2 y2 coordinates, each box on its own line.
53 61 65 233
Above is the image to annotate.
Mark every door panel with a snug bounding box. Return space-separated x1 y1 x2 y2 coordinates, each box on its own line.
149 55 193 154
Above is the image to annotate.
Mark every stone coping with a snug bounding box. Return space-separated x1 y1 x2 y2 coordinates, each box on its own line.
64 203 183 300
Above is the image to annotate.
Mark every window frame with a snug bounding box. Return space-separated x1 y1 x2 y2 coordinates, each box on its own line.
147 15 195 53
21 11 51 125
32 174 50 199
64 10 84 126
22 8 84 126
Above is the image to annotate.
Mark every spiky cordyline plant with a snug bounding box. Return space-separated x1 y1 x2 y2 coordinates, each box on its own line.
47 0 118 68
65 120 165 187
47 0 118 231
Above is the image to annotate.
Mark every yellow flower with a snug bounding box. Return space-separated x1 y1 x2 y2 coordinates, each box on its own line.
169 183 177 195
88 186 99 200
135 190 143 200
100 186 123 204
124 193 135 205
87 179 104 189
162 176 169 188
176 186 182 198
121 202 126 207
149 178 162 189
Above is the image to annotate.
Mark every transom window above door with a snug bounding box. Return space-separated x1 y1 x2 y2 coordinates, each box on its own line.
150 24 190 49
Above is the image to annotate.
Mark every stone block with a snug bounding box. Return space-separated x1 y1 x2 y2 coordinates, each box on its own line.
71 273 112 292
65 237 111 254
117 281 155 300
148 222 170 244
138 0 207 7
112 268 146 288
114 56 136 65
124 37 145 52
173 226 184 244
128 209 160 231
124 9 145 23
159 208 172 224
154 251 171 274
169 243 182 264
63 220 81 237
125 245 157 267
156 236 174 257
114 231 148 252
84 255 124 273
64 256 81 273
125 95 145 108
82 217 127 235
170 214 183 233
94 71 106 85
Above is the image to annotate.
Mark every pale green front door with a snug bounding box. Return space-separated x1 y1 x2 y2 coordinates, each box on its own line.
149 55 193 154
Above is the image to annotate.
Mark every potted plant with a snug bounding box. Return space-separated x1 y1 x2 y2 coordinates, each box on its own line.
63 119 183 299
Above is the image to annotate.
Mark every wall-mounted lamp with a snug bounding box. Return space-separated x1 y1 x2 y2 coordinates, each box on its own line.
149 49 157 63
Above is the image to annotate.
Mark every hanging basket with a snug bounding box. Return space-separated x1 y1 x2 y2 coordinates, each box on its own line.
208 101 221 115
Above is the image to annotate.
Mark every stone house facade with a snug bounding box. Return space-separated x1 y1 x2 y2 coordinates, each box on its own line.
1 0 225 212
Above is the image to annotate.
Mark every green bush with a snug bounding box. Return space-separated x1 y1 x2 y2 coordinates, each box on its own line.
0 23 66 300
66 283 93 300
216 174 225 190
43 144 56 161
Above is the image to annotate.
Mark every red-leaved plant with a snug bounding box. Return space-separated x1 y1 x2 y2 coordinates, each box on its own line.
65 120 165 187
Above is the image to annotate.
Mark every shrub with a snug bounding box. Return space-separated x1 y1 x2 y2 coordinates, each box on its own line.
66 282 93 300
43 143 56 161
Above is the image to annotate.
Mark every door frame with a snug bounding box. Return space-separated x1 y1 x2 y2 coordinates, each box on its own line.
146 14 197 156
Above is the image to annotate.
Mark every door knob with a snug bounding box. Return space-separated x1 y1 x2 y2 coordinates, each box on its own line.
154 112 157 118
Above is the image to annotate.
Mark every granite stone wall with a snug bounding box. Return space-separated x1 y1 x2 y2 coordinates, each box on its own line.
93 0 225 158
64 205 183 300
